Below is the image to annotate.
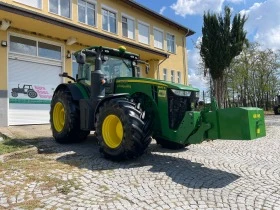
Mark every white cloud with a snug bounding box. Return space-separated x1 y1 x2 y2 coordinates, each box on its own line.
170 0 244 16
171 0 224 16
226 0 243 3
187 38 208 94
240 0 280 50
188 73 208 91
159 6 166 15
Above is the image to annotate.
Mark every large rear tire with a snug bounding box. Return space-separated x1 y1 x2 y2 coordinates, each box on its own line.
96 98 151 160
50 89 89 143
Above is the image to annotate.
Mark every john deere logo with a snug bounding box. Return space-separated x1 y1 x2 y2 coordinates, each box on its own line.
158 90 166 98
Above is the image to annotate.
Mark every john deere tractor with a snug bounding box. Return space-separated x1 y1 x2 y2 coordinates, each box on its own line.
50 46 266 160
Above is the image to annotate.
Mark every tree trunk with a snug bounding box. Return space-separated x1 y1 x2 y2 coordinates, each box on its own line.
213 76 225 108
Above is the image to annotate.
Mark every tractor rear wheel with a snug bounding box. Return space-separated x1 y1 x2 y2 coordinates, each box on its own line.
96 98 150 160
50 89 89 143
27 90 38 98
156 137 189 150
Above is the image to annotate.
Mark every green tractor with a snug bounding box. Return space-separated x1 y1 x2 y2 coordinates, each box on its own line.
50 46 266 160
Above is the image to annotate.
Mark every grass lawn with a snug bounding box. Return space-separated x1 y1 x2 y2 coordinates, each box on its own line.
0 135 29 155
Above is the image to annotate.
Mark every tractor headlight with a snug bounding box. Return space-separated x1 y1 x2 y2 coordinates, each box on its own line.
171 89 192 97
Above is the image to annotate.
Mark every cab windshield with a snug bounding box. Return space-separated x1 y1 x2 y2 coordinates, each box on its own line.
78 54 133 84
102 55 133 82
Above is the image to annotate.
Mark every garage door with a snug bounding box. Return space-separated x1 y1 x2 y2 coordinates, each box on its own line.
8 59 62 125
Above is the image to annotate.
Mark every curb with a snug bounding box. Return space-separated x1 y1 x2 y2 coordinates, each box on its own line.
0 146 38 163
0 132 38 163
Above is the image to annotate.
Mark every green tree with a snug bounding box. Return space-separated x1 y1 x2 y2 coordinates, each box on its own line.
228 43 280 110
200 6 247 107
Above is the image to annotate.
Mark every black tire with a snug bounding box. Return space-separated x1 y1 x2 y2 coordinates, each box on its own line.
50 89 89 143
274 106 280 115
96 98 151 161
11 92 18 97
27 90 38 98
156 137 189 150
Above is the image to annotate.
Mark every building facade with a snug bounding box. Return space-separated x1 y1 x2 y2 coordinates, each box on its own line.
0 0 194 126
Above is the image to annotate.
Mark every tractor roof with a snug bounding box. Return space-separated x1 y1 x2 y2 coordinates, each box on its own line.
75 46 140 60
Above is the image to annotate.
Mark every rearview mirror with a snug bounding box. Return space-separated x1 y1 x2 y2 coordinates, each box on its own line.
75 52 86 64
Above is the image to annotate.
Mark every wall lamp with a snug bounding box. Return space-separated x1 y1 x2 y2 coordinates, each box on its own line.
66 50 72 59
1 40 7 47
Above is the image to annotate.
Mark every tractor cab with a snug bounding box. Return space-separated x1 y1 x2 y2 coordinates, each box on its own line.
74 46 145 86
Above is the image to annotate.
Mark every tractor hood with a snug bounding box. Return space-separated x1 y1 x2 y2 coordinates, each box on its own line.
116 78 200 92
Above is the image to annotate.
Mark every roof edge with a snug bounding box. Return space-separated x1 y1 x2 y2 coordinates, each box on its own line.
0 2 169 58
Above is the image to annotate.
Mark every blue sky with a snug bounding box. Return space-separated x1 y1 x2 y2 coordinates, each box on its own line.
135 0 280 91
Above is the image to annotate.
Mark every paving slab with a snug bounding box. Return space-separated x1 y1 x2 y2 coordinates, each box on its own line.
0 115 279 209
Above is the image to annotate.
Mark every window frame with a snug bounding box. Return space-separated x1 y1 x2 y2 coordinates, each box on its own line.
177 71 181 84
166 33 176 54
135 66 141 78
9 33 63 62
153 27 164 50
121 13 135 40
72 52 79 78
163 68 167 81
14 0 42 9
49 0 72 19
101 5 118 34
138 21 150 45
171 70 175 83
77 0 97 27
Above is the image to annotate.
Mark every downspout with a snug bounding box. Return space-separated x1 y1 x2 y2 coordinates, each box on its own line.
183 28 190 85
157 56 168 80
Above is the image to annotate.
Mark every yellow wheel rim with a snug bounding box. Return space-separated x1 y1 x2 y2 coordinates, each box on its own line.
53 102 65 132
102 115 124 149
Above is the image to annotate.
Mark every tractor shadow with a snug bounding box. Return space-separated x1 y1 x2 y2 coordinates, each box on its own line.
29 135 240 189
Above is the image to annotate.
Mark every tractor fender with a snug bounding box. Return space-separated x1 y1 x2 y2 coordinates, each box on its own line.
53 83 89 101
94 93 129 117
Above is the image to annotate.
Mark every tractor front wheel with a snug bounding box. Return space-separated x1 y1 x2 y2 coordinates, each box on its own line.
50 89 89 143
11 92 18 97
96 98 150 160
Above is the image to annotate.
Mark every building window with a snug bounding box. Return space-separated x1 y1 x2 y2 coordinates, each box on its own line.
154 28 163 49
38 42 61 60
10 35 62 61
171 70 175 83
10 36 37 56
78 0 96 26
163 68 167 81
122 16 134 39
138 22 149 45
135 67 141 77
102 8 117 33
15 0 42 9
177 71 181 83
49 0 71 18
72 54 78 78
167 33 176 53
